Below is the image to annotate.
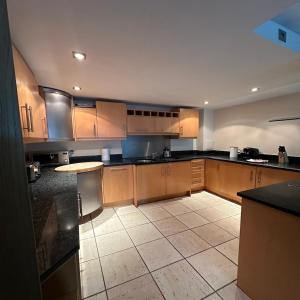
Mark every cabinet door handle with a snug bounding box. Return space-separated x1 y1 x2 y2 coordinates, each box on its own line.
111 167 127 171
180 126 183 135
93 123 97 136
21 103 31 131
28 106 34 132
258 171 262 184
161 166 165 176
78 192 83 217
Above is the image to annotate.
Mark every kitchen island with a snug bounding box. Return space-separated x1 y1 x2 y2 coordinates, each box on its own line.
237 180 300 300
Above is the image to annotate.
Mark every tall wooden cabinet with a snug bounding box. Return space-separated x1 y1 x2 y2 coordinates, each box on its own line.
96 101 127 138
73 107 97 139
179 108 199 138
13 46 48 140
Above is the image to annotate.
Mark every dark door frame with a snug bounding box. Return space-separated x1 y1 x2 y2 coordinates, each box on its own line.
0 0 41 298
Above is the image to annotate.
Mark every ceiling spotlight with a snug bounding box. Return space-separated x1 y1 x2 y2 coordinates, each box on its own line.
251 87 260 92
204 101 209 105
73 86 81 91
72 51 86 61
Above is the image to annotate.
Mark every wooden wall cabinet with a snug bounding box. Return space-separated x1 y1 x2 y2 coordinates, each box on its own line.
96 101 127 139
103 165 134 205
127 116 156 134
73 107 97 139
256 167 300 188
191 159 205 191
179 108 199 138
135 161 191 204
13 46 48 140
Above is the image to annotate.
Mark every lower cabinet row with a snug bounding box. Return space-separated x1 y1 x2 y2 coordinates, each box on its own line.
102 160 300 206
102 161 192 206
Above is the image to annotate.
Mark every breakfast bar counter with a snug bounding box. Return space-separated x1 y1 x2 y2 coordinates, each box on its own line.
237 181 300 300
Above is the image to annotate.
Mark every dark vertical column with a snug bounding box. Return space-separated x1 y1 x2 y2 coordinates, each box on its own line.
0 0 41 298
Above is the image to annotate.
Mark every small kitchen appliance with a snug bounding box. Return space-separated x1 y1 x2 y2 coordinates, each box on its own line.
163 147 171 158
241 147 259 159
101 148 110 161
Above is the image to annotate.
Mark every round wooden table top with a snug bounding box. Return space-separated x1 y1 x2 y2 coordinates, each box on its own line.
55 162 104 173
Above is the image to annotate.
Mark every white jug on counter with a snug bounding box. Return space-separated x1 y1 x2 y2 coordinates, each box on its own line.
101 148 110 161
229 146 239 159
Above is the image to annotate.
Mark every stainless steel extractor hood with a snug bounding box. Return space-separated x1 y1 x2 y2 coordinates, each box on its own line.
40 87 74 141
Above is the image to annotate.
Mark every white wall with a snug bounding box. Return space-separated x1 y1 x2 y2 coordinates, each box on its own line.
213 92 300 156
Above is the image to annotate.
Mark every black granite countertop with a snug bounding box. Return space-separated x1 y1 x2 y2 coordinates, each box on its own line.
238 180 300 217
70 151 300 173
29 167 79 282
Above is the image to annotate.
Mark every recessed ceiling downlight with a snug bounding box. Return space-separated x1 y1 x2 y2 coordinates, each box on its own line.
72 51 86 61
73 86 81 91
204 101 209 105
251 87 260 92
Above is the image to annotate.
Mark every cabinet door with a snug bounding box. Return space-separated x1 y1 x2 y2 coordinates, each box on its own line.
13 46 46 139
74 107 97 139
136 164 166 201
166 162 191 195
205 159 222 194
179 108 199 138
96 101 127 138
154 117 169 133
103 165 134 204
169 117 179 134
220 162 256 202
127 116 155 134
256 167 300 188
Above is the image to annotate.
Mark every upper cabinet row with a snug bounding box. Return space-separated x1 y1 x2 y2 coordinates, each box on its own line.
13 46 48 140
73 106 200 140
13 45 200 141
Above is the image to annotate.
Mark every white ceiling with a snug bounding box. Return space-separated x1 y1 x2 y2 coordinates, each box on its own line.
7 0 300 108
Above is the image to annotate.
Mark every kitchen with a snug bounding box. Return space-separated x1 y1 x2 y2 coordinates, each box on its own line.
1 1 300 300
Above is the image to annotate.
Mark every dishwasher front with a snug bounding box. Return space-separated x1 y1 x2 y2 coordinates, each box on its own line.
77 169 103 217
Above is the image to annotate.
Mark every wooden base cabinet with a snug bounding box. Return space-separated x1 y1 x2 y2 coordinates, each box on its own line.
135 162 191 204
256 167 300 188
206 160 256 203
103 165 134 205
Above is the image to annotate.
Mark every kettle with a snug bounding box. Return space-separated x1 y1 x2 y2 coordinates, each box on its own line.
163 147 171 158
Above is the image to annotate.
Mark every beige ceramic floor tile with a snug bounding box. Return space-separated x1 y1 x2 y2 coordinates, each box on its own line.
114 205 139 216
93 217 124 236
217 282 251 300
127 223 163 246
79 222 94 240
107 274 163 300
196 206 230 222
215 204 241 216
216 238 239 265
100 248 148 289
80 259 105 298
87 291 107 300
79 237 98 263
152 260 213 300
96 230 133 257
176 212 209 228
153 217 188 236
215 216 240 237
187 248 237 290
92 208 117 222
162 202 192 216
179 197 210 210
139 205 172 221
193 223 235 246
168 230 211 258
137 238 182 271
118 211 150 228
